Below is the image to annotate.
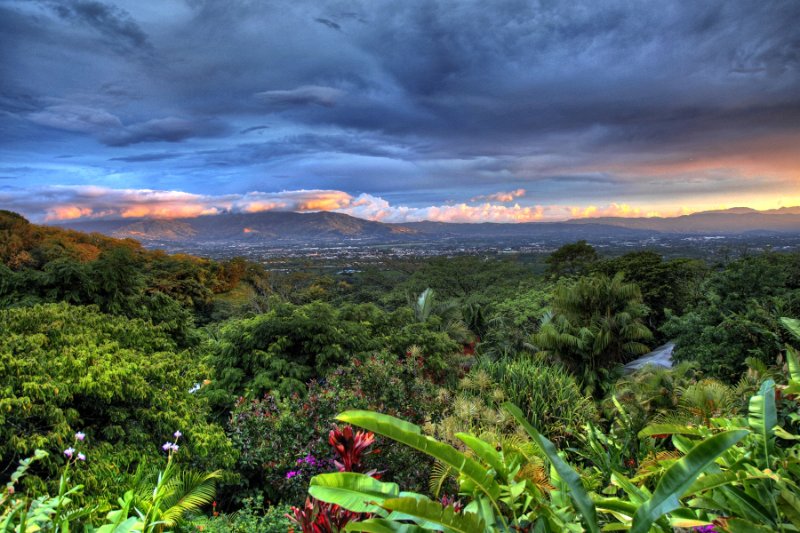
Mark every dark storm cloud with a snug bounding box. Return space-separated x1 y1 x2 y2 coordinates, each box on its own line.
254 86 345 108
314 18 341 31
45 0 151 52
1 0 799 214
109 152 183 162
239 125 270 134
26 104 226 146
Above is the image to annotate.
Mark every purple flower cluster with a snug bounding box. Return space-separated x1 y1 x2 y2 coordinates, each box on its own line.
285 470 299 479
162 430 182 454
296 454 319 467
63 431 87 462
693 526 716 533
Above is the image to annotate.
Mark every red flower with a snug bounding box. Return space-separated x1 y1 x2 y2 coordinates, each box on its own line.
329 425 376 473
287 498 362 533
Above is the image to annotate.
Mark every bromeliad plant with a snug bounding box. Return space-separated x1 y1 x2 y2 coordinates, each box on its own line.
287 426 381 532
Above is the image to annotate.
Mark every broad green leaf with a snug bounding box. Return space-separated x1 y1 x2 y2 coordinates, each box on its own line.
786 345 800 383
610 472 649 503
781 317 800 343
464 495 495 530
344 518 429 532
96 517 141 533
594 497 637 517
309 472 400 514
719 485 775 525
748 379 776 467
778 486 800 528
638 424 704 438
726 518 776 533
455 433 507 479
685 471 754 496
503 402 600 533
630 430 748 533
382 497 487 533
337 411 501 500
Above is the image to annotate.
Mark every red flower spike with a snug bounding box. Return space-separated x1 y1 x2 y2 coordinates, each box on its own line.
328 425 376 473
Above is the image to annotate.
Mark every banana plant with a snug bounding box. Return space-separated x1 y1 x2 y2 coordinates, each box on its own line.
305 408 598 532
634 373 800 532
308 407 761 532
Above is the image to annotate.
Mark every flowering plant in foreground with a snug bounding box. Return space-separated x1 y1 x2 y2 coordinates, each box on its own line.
1 431 92 531
287 425 378 532
98 430 222 533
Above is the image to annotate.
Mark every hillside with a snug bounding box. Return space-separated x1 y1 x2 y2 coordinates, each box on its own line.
567 209 800 234
55 206 800 246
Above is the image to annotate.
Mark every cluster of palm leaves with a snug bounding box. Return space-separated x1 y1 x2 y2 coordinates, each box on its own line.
533 273 653 395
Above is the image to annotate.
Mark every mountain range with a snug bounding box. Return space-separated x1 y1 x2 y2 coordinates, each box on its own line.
58 206 800 246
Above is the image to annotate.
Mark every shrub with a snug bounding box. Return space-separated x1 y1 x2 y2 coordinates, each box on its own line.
479 358 598 444
227 352 447 504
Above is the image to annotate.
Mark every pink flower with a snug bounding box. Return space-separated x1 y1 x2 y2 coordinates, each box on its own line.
286 470 299 479
74 432 86 441
64 447 75 458
77 453 86 461
162 442 173 452
174 430 182 439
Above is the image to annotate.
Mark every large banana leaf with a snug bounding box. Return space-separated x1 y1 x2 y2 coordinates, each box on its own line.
782 317 800 388
725 518 776 533
718 485 775 525
337 411 501 500
685 470 757 496
380 497 488 533
638 424 705 438
308 472 400 514
610 472 649 503
781 317 800 342
748 379 776 467
344 518 429 532
629 429 748 533
503 402 600 533
455 433 508 479
785 345 800 391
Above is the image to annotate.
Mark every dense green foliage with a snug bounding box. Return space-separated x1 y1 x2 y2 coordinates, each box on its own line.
0 303 232 499
664 252 800 382
534 272 653 393
3 214 800 532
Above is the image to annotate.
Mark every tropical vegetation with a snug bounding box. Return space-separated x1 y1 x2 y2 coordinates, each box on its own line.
2 210 800 531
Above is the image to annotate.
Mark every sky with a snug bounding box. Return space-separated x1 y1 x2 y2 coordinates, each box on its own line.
1 0 799 223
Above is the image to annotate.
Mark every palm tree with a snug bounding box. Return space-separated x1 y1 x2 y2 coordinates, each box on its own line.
533 273 652 392
409 288 473 345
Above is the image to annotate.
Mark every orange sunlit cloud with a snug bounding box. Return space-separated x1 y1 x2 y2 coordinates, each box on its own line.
44 206 94 221
470 189 526 203
11 185 800 225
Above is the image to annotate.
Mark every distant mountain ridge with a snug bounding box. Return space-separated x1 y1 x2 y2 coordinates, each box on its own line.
565 207 800 234
57 206 800 245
